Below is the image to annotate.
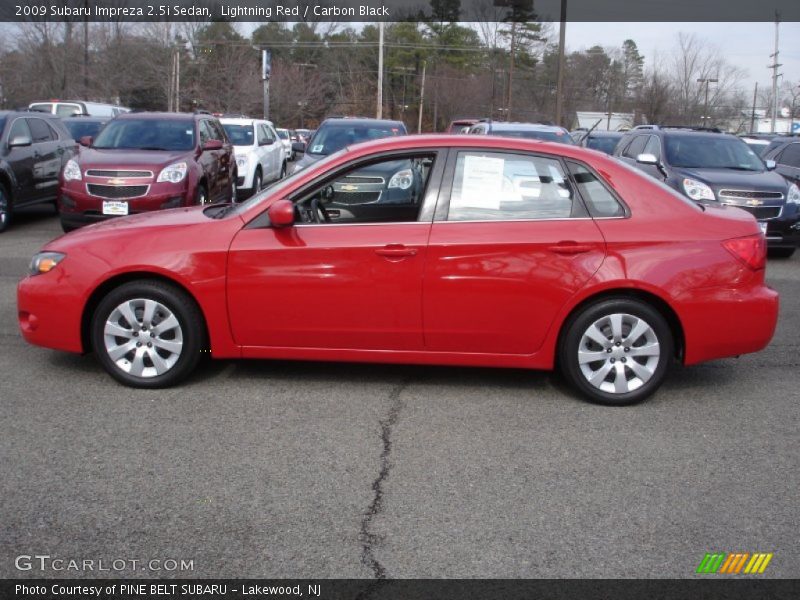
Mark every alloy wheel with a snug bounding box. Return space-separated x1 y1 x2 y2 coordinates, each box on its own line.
103 298 183 378
577 312 661 394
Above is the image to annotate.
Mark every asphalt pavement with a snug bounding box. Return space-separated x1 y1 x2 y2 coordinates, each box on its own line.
1 205 798 579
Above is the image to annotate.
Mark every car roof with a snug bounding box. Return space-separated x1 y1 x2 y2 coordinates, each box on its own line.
320 118 405 128
220 117 270 126
116 112 198 121
487 122 567 132
588 131 624 137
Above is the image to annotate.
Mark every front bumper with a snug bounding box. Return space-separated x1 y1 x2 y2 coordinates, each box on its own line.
730 202 800 248
18 268 85 354
59 180 191 227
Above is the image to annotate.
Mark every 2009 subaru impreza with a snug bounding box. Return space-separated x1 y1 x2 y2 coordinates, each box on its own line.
18 135 778 405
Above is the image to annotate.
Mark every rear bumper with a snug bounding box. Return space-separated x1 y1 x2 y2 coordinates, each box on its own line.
681 282 779 365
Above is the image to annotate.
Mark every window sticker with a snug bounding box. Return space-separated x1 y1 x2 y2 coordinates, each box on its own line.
460 154 505 209
312 144 324 153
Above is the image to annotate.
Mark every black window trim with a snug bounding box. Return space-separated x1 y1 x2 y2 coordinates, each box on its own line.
434 147 628 223
245 148 448 229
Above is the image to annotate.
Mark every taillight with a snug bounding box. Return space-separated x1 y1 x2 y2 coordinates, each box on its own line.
722 234 766 270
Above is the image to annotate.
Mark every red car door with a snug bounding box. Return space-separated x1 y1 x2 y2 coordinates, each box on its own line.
226 152 442 351
423 149 607 354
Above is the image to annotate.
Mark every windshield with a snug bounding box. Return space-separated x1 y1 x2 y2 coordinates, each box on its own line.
307 123 404 156
276 129 289 140
63 120 105 140
489 129 574 144
664 135 764 171
221 124 254 146
92 119 195 151
587 135 622 155
0 118 5 134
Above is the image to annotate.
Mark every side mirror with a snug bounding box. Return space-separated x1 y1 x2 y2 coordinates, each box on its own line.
267 199 295 228
202 139 224 151
8 135 32 148
636 153 659 165
79 136 93 147
764 159 776 171
292 141 306 154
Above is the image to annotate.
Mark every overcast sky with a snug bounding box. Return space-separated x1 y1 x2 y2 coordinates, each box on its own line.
565 22 800 91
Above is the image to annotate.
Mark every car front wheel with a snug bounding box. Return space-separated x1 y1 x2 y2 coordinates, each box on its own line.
91 280 205 388
559 298 673 406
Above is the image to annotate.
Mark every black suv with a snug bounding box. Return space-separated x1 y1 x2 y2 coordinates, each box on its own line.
0 111 74 232
615 126 800 257
761 136 800 186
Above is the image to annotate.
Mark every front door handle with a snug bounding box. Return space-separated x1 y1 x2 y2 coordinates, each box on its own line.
375 244 418 258
548 241 594 255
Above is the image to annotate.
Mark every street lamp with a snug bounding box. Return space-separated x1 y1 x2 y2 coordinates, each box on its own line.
697 78 718 127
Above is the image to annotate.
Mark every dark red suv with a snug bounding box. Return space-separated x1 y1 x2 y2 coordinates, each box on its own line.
58 112 236 231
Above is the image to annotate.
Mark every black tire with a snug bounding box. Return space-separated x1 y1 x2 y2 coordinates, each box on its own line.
91 280 205 388
559 298 673 406
280 162 287 179
230 176 237 202
60 219 77 233
0 183 12 234
195 184 208 205
768 247 795 258
253 168 262 192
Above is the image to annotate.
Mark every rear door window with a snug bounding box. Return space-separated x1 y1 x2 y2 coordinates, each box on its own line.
777 143 800 168
56 103 82 117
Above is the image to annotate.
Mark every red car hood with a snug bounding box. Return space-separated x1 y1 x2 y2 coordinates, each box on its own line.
45 206 239 252
78 147 191 168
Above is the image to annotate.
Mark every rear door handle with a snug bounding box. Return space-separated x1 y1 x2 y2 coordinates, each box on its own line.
375 244 418 258
548 241 594 255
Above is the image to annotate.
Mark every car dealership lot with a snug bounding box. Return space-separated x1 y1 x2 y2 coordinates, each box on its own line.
1 207 798 578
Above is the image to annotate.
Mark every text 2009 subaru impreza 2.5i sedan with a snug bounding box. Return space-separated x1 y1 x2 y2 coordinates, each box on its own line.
18 135 778 406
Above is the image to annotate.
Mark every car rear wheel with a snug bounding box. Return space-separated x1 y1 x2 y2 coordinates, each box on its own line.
253 169 262 193
91 280 204 388
0 184 11 234
559 298 673 406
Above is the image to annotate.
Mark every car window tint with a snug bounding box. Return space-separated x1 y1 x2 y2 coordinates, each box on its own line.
29 103 52 113
296 154 435 224
56 104 82 117
644 135 661 159
27 118 55 143
209 120 226 141
199 121 212 144
9 118 31 141
567 162 625 218
255 125 267 145
265 125 277 142
447 151 580 221
778 143 800 168
623 135 648 159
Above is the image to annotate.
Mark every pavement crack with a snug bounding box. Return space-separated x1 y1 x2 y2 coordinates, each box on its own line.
359 379 408 581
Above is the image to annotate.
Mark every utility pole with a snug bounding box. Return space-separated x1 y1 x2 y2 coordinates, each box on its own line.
377 22 384 119
554 0 567 127
507 22 516 121
418 61 426 134
697 78 718 127
768 16 781 134
262 49 271 121
83 0 89 98
750 82 758 134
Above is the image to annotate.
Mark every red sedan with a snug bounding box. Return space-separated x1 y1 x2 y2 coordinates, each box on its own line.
18 135 778 405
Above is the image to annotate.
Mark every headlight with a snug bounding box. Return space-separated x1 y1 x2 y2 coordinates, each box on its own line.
63 159 82 181
787 183 800 205
236 157 247 169
682 178 715 201
157 161 187 183
388 169 414 190
29 252 65 276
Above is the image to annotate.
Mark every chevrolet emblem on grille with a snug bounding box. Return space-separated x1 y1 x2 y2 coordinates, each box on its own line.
107 178 127 185
746 199 763 206
340 184 359 191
